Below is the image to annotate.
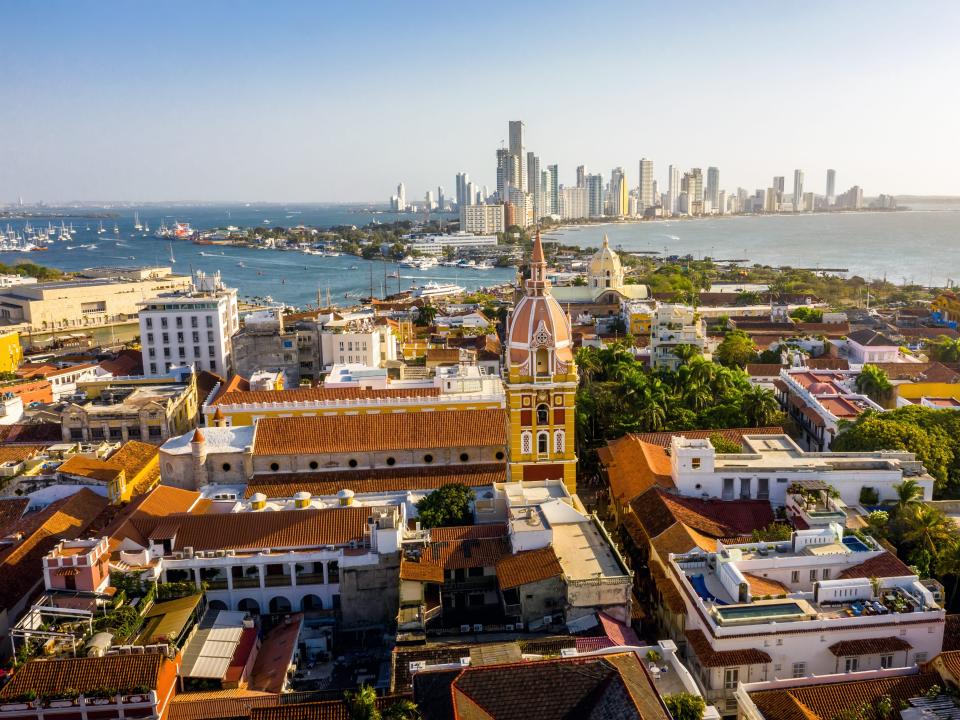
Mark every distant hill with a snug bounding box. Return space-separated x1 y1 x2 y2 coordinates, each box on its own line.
895 195 960 203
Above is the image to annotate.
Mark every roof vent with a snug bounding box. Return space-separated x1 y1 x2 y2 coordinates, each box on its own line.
338 489 355 506
293 491 311 509
250 492 267 510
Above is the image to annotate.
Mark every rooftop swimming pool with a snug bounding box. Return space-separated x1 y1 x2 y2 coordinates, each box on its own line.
714 601 808 624
842 536 871 552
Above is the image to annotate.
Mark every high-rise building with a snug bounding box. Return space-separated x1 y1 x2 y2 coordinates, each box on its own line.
508 120 526 192
610 167 628 217
461 203 506 234
545 164 559 216
683 169 704 215
397 183 407 211
793 169 804 212
437 186 445 212
560 186 589 220
586 174 604 217
527 151 541 221
718 190 727 215
826 169 836 205
576 165 586 188
638 158 654 212
455 172 469 209
772 176 785 209
496 148 521 201
425 191 435 211
706 166 720 210
667 165 680 215
139 271 239 378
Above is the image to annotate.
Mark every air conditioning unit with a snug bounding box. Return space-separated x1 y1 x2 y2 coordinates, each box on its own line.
184 547 194 558
172 551 184 559
561 648 578 657
216 550 226 558
226 549 236 556
473 624 483 633
460 624 471 633
504 624 515 632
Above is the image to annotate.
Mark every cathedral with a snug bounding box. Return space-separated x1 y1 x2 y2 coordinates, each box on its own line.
551 234 649 319
504 230 579 493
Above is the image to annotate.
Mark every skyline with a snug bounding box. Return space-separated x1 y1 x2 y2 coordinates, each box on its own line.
4 0 960 203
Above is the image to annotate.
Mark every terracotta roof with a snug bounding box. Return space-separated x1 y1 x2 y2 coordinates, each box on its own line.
106 440 159 476
602 435 675 505
496 547 563 590
57 441 159 487
797 322 851 336
169 691 279 720
130 506 371 552
936 649 960 681
196 370 227 404
827 636 911 656
943 615 960 651
100 349 142 376
57 454 122 482
837 551 914 580
0 653 168 698
0 498 29 535
629 427 784 448
848 329 898 347
685 629 771 667
658 576 686 614
630 488 774 542
649 521 717 557
245 463 505 498
0 422 62 444
749 671 942 720
214 385 441 407
746 363 786 377
448 652 669 720
400 524 510 582
252 409 506 455
250 697 404 720
743 573 789 596
0 444 43 464
250 614 303 694
104 485 204 549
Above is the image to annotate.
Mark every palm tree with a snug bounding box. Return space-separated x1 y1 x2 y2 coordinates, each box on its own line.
901 504 956 559
740 385 779 427
672 344 701 366
892 479 923 517
856 364 893 405
930 335 960 363
346 685 381 720
383 700 422 720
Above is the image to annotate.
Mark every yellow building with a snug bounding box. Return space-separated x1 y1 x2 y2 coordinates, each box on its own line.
932 291 960 324
56 440 160 503
0 329 22 374
625 303 655 336
504 230 578 493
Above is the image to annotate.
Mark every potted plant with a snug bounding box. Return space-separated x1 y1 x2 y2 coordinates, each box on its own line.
646 649 662 663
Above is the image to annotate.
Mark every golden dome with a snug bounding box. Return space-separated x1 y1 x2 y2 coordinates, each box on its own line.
588 234 624 289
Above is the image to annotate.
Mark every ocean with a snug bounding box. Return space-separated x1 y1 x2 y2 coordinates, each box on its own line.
3 203 960 306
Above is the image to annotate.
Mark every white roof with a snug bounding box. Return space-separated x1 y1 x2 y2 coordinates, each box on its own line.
161 426 254 455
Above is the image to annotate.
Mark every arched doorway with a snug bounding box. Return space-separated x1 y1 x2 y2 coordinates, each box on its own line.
301 594 323 611
237 598 260 615
269 596 292 614
208 599 228 611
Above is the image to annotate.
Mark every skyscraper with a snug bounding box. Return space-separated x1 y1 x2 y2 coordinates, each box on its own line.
425 190 434 210
576 165 586 188
706 167 720 210
683 169 703 215
455 172 469 209
638 158 654 212
667 165 680 215
527 151 541 221
586 174 604 217
437 186 444 212
508 120 526 192
496 148 519 201
610 167 628 217
545 164 559 216
397 183 406 211
793 169 804 211
826 169 836 205
772 176 785 209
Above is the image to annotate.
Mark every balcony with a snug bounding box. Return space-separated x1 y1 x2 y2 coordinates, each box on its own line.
205 579 228 590
264 574 292 587
296 572 325 586
232 576 260 589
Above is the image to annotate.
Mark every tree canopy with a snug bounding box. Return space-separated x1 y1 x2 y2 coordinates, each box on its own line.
714 330 758 369
415 483 474 528
663 692 706 720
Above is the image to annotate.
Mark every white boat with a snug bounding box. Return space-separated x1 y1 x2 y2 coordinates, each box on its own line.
417 257 439 269
399 255 419 267
133 211 142 231
413 281 465 299
474 260 495 270
97 221 105 234
144 221 150 233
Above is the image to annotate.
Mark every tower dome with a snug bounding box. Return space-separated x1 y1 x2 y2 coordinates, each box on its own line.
588 234 624 289
507 230 574 376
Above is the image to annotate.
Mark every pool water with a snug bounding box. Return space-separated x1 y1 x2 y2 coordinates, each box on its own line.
842 536 871 552
715 602 806 623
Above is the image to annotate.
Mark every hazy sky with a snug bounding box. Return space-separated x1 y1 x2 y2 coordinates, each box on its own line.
4 0 959 203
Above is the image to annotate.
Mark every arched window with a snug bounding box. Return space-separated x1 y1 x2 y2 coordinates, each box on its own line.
537 431 549 456
536 404 549 425
554 430 565 453
521 431 532 455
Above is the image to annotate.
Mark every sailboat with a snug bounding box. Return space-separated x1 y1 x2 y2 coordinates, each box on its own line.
113 223 120 235
133 211 142 232
168 243 176 264
97 221 104 235
143 220 150 233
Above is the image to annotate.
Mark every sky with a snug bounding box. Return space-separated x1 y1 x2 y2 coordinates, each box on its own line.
3 0 959 203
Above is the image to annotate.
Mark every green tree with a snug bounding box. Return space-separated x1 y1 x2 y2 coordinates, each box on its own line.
900 504 956 570
789 306 824 323
856 365 893 406
893 479 924 517
383 700 422 720
928 335 960 363
414 304 437 327
714 330 757 368
663 692 706 720
740 385 780 427
415 483 475 528
672 344 701 366
709 433 743 454
345 685 381 720
751 522 793 542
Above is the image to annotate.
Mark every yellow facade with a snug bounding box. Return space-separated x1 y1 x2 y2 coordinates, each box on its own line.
628 309 654 336
0 330 22 374
897 382 960 402
932 292 960 324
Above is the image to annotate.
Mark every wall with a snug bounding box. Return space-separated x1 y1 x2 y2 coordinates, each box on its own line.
339 553 401 629
0 331 22 374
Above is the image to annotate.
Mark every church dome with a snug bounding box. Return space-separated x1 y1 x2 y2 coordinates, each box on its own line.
588 235 624 289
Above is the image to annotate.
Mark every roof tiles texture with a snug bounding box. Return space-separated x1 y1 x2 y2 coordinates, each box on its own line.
827 637 911 656
628 426 784 448
685 629 771 667
496 547 564 590
0 653 166 698
215 385 440 407
252 409 506 455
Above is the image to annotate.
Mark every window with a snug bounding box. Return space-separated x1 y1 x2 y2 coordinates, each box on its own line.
844 657 859 673
914 652 928 664
537 431 548 456
740 477 751 499
161 317 168 329
723 668 738 690
148 348 155 358
193 345 201 357
468 567 484 578
386 457 396 466
536 404 549 424
521 431 532 455
791 570 800 584
191 316 198 328
692 457 701 469
145 318 153 329
149 363 157 374
554 430 565 453
208 345 216 357
222 463 231 472
91 428 105 440
308 460 318 470
127 426 140 438
792 662 807 678
348 459 358 468
722 478 734 500
495 451 505 460
192 331 199 342
178 347 186 358
70 428 83 440
880 654 893 669
162 332 169 344
207 331 214 342
423 454 434 464
163 347 170 358
147 332 154 343
176 317 183 328
822 569 831 580
810 570 817 582
206 316 213 327
148 426 162 438
758 478 770 500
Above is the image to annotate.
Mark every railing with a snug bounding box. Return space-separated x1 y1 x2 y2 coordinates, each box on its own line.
232 577 260 589
264 575 292 587
424 604 442 623
205 579 228 590
296 572 325 585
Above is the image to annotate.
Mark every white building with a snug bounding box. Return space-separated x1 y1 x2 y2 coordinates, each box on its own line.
460 204 505 234
845 329 901 364
650 304 708 369
407 233 498 255
139 271 239 377
667 433 934 506
638 158 654 212
668 524 944 714
318 319 397 370
560 187 589 220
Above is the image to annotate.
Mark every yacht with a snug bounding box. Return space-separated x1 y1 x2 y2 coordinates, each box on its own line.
133 211 142 231
413 281 465 299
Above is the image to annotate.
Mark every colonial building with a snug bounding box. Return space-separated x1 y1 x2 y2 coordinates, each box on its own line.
504 230 578 492
551 235 649 320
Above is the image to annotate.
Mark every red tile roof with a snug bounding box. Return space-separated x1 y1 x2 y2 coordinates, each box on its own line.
0 653 170 698
169 692 279 720
400 524 510 583
0 498 28 536
250 614 303 694
496 547 563 590
628 427 784 448
827 637 911 656
601 435 675 506
685 629 771 667
214 385 441 406
252 409 506 455
837 552 914 580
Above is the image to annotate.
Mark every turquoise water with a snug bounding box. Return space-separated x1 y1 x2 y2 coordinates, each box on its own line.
715 601 805 621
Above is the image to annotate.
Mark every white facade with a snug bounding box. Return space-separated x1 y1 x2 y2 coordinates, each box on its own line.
560 187 589 220
407 233 498 255
460 204 505 234
318 323 397 370
650 304 708 369
139 272 239 378
668 434 935 506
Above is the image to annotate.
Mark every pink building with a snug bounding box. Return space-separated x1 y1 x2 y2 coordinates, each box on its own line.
43 537 111 594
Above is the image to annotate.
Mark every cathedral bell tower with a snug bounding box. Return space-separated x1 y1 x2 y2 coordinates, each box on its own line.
503 229 578 493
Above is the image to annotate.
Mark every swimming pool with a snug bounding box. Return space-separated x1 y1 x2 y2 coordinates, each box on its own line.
842 536 871 552
714 601 807 624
